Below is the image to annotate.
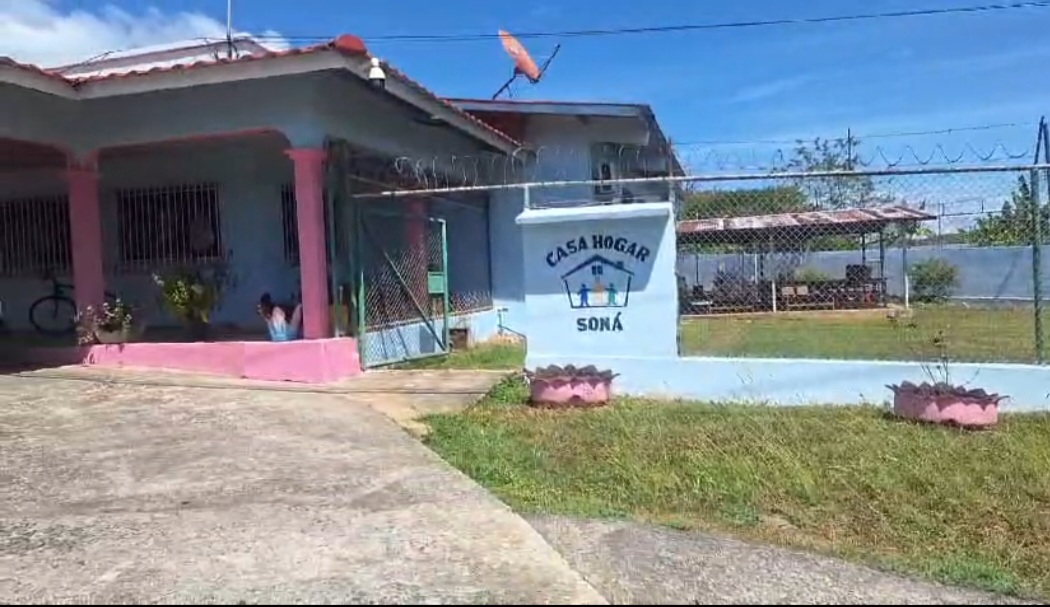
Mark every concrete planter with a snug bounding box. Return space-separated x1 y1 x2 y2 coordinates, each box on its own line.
94 328 131 345
525 365 618 408
888 382 1005 429
86 322 143 345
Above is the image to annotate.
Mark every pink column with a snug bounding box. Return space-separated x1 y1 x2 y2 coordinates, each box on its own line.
286 148 330 340
404 198 428 305
65 165 106 309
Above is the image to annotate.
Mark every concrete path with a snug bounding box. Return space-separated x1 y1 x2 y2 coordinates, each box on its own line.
10 366 508 437
0 371 603 605
528 515 1038 605
4 366 1036 605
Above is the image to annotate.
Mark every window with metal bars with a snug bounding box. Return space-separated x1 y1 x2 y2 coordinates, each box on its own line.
0 194 71 278
116 183 223 268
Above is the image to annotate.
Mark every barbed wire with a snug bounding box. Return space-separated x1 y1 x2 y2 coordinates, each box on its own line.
350 139 1040 192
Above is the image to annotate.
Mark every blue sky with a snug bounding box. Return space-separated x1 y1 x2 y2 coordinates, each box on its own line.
44 0 1050 163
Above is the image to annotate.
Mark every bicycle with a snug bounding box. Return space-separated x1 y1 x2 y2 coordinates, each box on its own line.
29 272 117 336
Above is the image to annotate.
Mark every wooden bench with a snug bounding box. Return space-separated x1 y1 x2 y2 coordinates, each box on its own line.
780 285 835 311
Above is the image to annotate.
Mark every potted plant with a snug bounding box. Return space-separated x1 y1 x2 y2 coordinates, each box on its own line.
887 328 1005 429
525 364 619 408
75 299 138 345
152 262 232 342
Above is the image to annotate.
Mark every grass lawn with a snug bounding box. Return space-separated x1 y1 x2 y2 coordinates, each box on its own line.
425 379 1050 600
392 305 1047 370
393 342 525 370
682 305 1048 363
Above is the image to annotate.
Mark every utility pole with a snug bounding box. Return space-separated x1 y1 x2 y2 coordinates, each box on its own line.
225 0 234 59
846 128 854 170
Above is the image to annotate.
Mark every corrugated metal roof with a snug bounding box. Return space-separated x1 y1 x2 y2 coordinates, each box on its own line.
677 205 935 237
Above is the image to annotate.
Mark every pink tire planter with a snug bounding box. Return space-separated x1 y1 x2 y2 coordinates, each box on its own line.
525 365 618 409
888 382 1005 430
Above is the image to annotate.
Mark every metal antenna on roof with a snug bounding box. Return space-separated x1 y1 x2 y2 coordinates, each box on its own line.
225 0 234 59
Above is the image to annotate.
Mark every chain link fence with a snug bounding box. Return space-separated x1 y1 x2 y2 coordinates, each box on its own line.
676 166 1050 364
343 135 1050 366
354 209 449 367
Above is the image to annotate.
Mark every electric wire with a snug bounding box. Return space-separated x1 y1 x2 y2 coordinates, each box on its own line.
247 1 1050 44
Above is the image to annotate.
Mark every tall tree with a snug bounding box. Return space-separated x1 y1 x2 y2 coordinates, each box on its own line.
681 185 811 220
783 136 889 209
963 175 1050 246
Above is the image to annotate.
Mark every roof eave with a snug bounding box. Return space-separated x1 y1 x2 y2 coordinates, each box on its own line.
71 50 352 98
380 70 520 153
448 98 649 118
19 47 520 153
0 63 75 98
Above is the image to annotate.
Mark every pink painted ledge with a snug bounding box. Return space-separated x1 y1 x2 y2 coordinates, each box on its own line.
17 338 362 384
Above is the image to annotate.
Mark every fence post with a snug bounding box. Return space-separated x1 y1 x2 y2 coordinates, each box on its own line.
1031 168 1045 363
902 226 911 309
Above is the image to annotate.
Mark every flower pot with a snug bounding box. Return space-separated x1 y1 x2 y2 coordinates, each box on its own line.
94 328 132 345
529 377 612 408
889 382 1004 429
526 365 618 409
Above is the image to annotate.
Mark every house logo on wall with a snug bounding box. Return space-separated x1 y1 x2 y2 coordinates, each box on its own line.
561 254 633 309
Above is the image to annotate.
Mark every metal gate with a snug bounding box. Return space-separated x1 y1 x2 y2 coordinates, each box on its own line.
323 139 451 368
352 208 450 367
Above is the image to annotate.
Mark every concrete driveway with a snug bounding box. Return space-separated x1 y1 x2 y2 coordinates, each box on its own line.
0 372 603 605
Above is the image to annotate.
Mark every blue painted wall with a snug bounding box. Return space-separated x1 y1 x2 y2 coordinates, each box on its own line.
517 202 680 361
360 308 499 367
519 201 1050 411
0 74 661 355
0 134 299 331
354 194 497 366
488 114 660 335
527 353 1050 411
0 72 505 337
429 193 493 313
679 243 1050 304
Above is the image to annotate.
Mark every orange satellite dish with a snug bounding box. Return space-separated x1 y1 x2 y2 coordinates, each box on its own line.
492 30 561 99
499 30 541 82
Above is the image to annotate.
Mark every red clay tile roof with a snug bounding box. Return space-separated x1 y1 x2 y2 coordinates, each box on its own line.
63 35 368 84
0 35 521 148
0 56 70 84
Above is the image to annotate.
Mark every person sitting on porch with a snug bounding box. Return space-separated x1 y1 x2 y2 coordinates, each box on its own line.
258 293 303 342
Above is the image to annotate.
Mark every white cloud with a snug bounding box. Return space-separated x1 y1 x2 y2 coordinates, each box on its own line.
727 75 817 104
0 0 284 67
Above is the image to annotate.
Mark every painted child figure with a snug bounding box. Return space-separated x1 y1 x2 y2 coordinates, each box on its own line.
257 293 303 342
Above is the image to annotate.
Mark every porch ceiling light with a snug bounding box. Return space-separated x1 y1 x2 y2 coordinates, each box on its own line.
367 57 386 90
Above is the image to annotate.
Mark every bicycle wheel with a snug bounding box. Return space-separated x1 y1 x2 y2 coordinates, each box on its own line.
30 295 78 336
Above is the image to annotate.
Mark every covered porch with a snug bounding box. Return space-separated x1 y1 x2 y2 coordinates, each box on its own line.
677 205 936 315
0 35 516 381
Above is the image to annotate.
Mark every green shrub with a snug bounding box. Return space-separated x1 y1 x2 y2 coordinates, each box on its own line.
908 258 958 303
794 267 833 282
